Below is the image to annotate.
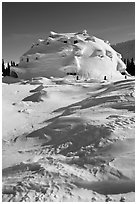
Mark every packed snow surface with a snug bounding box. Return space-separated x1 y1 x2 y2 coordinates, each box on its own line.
2 76 135 202
10 30 127 81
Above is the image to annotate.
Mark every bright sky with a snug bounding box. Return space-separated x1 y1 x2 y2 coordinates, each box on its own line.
2 2 135 63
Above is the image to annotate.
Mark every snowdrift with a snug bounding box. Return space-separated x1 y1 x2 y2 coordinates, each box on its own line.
2 77 135 202
10 30 127 81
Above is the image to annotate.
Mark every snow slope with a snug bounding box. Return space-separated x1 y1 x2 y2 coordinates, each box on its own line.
10 30 127 81
2 76 135 202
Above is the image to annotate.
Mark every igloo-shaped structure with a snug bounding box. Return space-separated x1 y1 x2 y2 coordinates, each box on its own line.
10 30 127 81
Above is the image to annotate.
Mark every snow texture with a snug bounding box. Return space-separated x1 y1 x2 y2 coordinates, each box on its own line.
2 76 135 202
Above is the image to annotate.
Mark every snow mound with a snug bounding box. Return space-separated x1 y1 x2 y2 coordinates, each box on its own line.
10 30 127 81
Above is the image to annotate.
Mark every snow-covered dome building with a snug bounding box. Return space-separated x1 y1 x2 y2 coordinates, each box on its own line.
10 30 127 81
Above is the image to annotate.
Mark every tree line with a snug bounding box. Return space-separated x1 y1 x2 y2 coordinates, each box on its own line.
2 58 135 77
124 58 135 76
2 59 18 77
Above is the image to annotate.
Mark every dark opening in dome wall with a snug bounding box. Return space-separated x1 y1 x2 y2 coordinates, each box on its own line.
11 71 18 78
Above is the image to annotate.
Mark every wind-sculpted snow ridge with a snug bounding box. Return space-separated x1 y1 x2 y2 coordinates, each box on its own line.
2 77 135 202
10 30 129 81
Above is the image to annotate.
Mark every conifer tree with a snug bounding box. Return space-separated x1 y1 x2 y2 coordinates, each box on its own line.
126 58 130 74
126 58 135 76
2 59 6 76
130 58 135 76
6 62 10 76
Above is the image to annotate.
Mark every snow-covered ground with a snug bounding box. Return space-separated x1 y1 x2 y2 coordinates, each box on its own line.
2 76 135 202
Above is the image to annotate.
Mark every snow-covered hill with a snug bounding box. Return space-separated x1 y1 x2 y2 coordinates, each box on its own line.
2 76 135 202
112 40 135 60
2 30 135 202
10 30 127 81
